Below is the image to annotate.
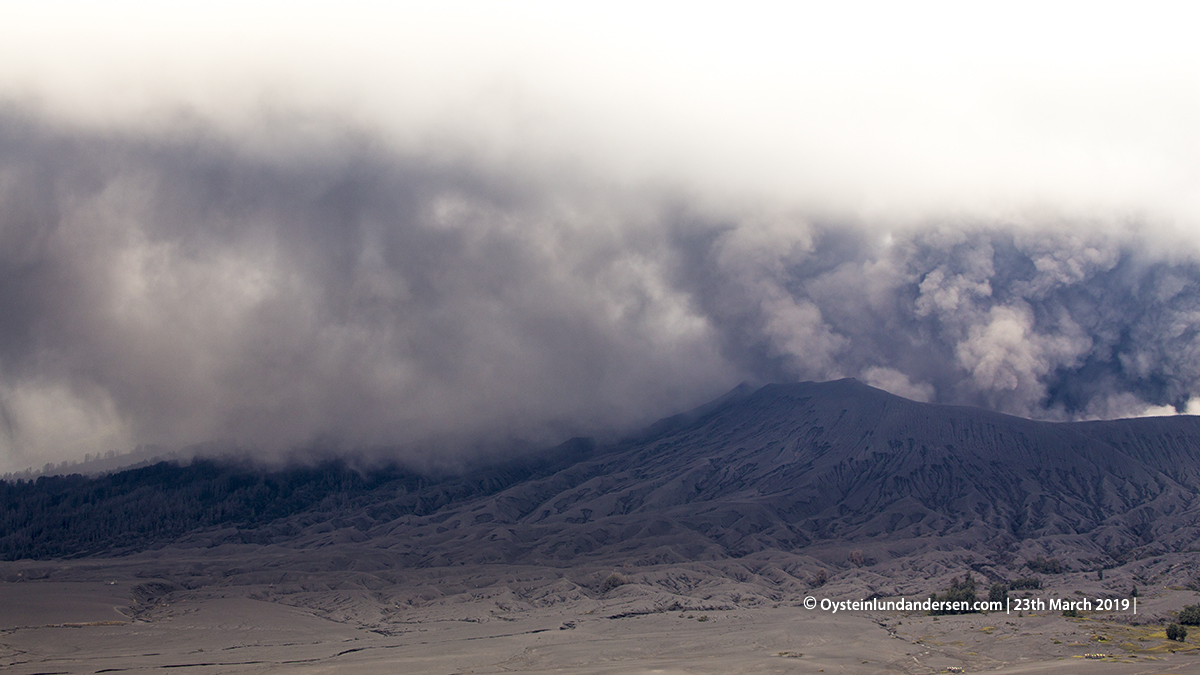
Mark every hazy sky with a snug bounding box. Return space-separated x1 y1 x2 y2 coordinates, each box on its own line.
1 2 1199 471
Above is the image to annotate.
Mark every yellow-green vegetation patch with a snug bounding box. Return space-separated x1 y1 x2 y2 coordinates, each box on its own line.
1140 641 1198 655
1067 621 1200 655
980 625 995 634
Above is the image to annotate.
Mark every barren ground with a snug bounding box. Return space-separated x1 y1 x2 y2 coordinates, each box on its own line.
4 552 1199 674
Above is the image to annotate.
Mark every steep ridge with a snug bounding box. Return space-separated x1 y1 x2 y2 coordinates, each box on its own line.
357 379 1200 566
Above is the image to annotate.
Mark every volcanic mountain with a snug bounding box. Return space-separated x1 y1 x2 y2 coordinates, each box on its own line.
5 379 1200 570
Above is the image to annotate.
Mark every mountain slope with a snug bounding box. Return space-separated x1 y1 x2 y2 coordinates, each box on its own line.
4 379 1200 569
353 379 1200 566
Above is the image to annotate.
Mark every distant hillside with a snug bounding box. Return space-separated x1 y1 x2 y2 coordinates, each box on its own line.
4 380 1200 567
0 441 593 560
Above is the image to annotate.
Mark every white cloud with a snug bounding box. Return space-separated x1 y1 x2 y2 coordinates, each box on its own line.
862 367 935 403
2 3 1199 229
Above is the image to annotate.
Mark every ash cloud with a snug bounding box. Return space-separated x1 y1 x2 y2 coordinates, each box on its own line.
681 221 1200 418
1 112 1199 471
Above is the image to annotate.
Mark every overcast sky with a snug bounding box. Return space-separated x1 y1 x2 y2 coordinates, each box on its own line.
1 2 1199 471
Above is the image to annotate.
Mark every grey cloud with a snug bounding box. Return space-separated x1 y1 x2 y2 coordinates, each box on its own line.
679 222 1200 419
1 111 1199 470
0 115 736 470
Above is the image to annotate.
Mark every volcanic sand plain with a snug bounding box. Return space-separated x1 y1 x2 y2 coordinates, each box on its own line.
3 549 1200 675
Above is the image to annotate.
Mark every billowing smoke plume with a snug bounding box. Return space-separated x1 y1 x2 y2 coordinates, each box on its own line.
683 219 1200 418
1 111 1199 471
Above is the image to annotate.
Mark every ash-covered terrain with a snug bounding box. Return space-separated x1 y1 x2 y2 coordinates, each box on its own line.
8 379 1200 567
4 379 1200 673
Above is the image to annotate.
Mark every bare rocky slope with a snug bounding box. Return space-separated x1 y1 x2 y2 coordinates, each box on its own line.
333 379 1200 570
6 379 1200 572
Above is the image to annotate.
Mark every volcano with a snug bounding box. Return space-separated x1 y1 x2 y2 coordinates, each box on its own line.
9 379 1199 572
348 378 1200 568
